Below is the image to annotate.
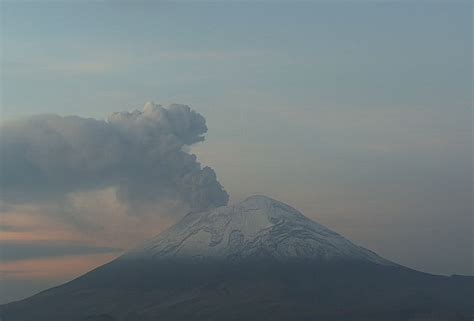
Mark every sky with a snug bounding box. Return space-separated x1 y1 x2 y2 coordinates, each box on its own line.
0 0 472 304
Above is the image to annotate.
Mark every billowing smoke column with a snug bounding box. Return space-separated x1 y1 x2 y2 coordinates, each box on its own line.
0 102 229 211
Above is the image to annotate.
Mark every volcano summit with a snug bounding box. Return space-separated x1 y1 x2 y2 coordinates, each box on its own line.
1 196 473 321
124 195 393 265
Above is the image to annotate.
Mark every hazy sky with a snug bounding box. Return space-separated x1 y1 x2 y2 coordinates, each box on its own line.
1 1 472 304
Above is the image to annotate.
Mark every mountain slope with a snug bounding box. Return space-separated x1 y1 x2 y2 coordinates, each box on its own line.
1 195 473 321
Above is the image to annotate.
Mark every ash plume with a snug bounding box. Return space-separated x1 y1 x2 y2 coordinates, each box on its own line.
0 102 229 213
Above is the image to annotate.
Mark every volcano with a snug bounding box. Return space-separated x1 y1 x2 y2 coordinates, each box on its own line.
1 195 473 321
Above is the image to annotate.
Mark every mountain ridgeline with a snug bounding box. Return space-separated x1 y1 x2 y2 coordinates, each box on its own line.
1 196 473 321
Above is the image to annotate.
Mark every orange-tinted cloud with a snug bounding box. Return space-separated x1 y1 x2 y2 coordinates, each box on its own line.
0 187 175 249
0 253 119 281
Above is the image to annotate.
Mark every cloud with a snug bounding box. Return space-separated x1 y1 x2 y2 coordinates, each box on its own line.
0 224 31 232
0 102 229 212
0 241 122 262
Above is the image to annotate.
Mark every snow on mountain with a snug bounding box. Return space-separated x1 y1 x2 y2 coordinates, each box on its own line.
123 195 393 265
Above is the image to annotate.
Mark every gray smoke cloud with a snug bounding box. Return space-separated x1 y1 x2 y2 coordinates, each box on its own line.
0 102 229 211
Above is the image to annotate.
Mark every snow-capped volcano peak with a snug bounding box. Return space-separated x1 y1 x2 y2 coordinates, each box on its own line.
124 195 392 265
